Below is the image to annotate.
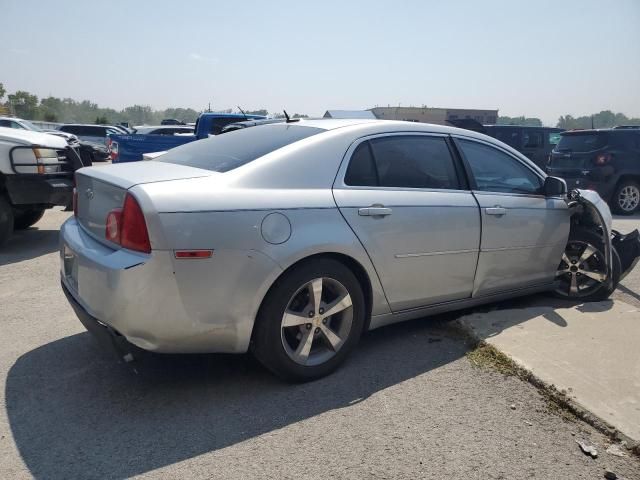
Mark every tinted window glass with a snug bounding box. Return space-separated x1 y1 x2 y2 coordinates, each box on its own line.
493 129 521 149
548 132 562 146
368 136 459 189
458 139 542 194
345 142 377 186
157 124 324 172
523 131 543 148
556 133 607 152
210 118 245 135
59 125 79 134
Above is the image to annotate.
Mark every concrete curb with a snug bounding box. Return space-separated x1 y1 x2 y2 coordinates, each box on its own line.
452 318 640 456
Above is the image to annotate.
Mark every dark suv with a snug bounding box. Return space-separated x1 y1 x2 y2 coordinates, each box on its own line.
547 128 640 214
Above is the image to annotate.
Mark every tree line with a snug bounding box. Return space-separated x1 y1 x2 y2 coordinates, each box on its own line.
1 83 637 128
0 84 300 125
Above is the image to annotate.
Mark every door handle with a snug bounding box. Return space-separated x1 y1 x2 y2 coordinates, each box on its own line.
358 206 393 217
485 206 507 216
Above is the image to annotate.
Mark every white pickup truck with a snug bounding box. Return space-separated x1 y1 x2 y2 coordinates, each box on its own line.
0 127 81 245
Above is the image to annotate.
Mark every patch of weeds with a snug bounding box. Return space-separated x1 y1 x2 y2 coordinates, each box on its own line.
466 342 529 379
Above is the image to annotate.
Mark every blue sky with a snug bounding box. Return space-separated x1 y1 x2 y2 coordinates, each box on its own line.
1 0 639 125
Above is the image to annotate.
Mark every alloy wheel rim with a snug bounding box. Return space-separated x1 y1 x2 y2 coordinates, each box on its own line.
618 185 640 212
555 240 607 298
280 277 353 366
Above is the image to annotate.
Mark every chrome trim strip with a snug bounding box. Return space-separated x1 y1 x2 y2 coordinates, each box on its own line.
481 242 564 253
395 249 478 258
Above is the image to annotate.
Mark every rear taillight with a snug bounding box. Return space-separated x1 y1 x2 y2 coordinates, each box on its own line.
110 141 119 162
594 153 612 165
104 194 151 253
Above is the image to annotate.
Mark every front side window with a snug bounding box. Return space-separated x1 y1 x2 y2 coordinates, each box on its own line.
345 135 460 190
457 139 542 194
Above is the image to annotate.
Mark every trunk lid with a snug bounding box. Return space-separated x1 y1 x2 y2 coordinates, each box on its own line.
75 161 213 242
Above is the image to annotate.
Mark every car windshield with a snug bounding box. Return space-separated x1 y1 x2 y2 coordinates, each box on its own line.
157 124 324 172
20 120 43 132
556 133 607 152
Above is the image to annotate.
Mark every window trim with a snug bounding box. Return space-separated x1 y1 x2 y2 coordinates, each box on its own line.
451 135 546 197
335 132 470 193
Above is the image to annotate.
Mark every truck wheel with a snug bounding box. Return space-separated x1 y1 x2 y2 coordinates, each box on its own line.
611 180 640 215
13 208 45 230
0 197 14 246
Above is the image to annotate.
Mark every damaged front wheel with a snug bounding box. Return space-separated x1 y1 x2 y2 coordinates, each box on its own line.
554 228 621 301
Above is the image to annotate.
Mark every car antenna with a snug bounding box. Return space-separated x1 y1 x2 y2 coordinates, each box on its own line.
237 106 248 120
283 110 299 123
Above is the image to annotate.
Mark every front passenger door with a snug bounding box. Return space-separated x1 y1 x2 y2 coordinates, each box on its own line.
454 138 569 296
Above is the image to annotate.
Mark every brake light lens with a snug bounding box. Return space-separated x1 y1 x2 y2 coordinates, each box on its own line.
104 194 151 253
110 141 119 162
594 153 612 165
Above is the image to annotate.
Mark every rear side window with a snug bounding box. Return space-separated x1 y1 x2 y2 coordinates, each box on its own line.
345 135 460 190
210 118 245 135
548 132 562 146
493 129 521 149
157 124 324 172
556 133 607 152
458 139 542 194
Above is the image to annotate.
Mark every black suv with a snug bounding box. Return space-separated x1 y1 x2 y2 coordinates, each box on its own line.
547 128 640 214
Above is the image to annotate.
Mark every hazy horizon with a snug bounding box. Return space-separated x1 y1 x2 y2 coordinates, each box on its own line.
1 0 639 126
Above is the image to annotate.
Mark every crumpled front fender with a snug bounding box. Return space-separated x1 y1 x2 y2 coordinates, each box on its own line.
570 189 640 283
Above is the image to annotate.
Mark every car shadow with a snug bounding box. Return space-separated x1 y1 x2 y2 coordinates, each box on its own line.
0 228 59 266
455 293 615 340
6 315 466 480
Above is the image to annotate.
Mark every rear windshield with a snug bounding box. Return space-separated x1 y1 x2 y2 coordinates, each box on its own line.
156 124 324 172
556 133 607 152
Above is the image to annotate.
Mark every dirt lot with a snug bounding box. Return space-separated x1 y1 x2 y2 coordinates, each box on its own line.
1 208 639 479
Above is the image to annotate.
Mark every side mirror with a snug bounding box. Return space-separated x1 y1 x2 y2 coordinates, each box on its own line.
544 176 567 197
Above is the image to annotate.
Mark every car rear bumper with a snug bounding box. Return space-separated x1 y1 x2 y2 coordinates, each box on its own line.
60 216 281 354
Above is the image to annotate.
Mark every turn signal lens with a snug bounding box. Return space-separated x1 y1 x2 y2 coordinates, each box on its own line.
105 208 122 242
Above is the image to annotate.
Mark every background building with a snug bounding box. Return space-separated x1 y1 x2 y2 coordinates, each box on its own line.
323 110 376 119
369 106 499 125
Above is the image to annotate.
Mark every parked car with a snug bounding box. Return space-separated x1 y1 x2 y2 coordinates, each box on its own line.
108 112 265 163
220 118 285 134
0 116 79 144
547 128 640 215
0 127 81 244
60 119 640 381
447 119 563 169
161 118 186 125
132 125 194 135
58 124 123 145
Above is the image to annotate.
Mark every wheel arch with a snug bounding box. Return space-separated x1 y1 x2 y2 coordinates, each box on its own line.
252 252 375 341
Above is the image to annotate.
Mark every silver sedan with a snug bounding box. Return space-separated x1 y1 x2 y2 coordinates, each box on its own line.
60 119 639 381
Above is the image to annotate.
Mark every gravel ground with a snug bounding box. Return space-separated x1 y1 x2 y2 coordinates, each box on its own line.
1 208 639 479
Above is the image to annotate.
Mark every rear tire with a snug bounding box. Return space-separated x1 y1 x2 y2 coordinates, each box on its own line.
554 228 621 301
13 208 45 230
0 196 14 246
251 258 366 382
611 180 640 215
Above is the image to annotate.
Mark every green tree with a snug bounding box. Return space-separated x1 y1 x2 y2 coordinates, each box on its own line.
95 115 108 124
0 82 5 101
245 109 268 116
43 112 58 122
7 90 39 119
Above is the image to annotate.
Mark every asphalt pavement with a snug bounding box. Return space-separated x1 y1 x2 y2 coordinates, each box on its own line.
1 209 639 479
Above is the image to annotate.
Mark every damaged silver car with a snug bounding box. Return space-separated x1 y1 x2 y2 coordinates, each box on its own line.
60 119 640 381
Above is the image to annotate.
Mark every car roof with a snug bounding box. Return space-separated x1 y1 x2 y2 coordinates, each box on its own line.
561 128 640 135
484 125 563 130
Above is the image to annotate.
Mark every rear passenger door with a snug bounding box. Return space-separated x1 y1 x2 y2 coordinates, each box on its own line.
333 134 481 312
453 137 569 296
